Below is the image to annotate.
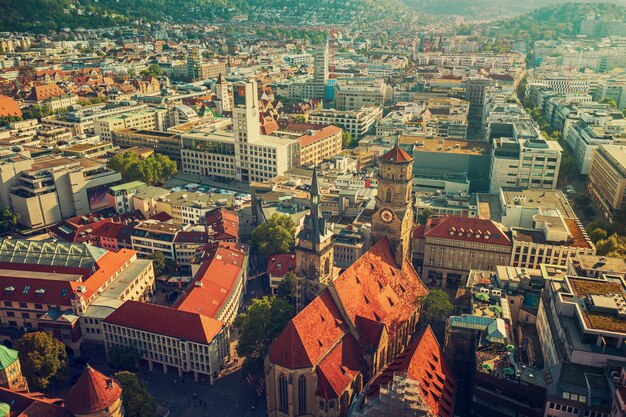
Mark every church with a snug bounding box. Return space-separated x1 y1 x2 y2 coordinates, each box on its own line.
265 146 430 417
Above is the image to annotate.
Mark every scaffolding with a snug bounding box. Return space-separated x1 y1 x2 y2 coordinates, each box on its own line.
353 373 433 417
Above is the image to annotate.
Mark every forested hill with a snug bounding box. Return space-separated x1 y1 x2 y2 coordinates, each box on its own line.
0 0 415 33
487 2 626 43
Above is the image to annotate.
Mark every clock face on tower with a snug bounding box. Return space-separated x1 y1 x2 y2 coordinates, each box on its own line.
379 208 394 223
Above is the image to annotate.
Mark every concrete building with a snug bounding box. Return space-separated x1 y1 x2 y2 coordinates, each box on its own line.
489 137 562 192
465 77 492 140
156 190 234 225
334 78 388 111
94 108 166 142
308 107 382 139
111 129 182 165
108 181 147 214
588 144 626 220
9 156 121 229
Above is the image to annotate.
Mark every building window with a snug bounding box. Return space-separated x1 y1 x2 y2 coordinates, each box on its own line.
279 374 288 412
298 375 307 414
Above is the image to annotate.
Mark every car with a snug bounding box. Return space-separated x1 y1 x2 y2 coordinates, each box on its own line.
565 185 576 194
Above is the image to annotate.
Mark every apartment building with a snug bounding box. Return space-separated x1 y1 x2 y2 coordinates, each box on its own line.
108 181 147 214
103 301 229 383
94 108 166 142
130 220 180 262
9 156 121 229
334 78 388 111
294 125 342 167
308 106 383 139
588 144 626 220
565 120 626 175
42 103 151 136
0 238 154 352
155 190 234 225
111 129 182 165
130 186 171 218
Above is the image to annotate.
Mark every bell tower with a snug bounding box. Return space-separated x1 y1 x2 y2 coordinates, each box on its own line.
371 145 414 267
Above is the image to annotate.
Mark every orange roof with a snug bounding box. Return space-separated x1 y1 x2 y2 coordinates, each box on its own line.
269 289 348 369
206 207 239 241
78 249 137 299
104 300 224 345
315 333 365 399
368 327 456 417
298 125 342 148
0 387 70 417
333 238 428 337
380 145 413 163
175 242 247 319
0 95 21 117
65 366 122 415
25 84 68 102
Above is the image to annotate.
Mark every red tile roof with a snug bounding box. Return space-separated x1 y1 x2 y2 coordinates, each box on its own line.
269 289 348 369
380 145 413 163
104 300 224 344
25 84 68 102
65 366 122 415
423 216 512 247
175 242 247 319
267 254 296 277
368 326 456 417
151 211 173 222
333 238 428 338
315 333 365 400
206 208 239 241
91 221 125 239
412 224 426 239
0 387 70 417
0 95 21 118
298 125 342 148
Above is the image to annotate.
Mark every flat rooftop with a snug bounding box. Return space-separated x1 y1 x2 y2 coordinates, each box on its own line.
575 255 626 274
502 188 575 219
400 135 488 155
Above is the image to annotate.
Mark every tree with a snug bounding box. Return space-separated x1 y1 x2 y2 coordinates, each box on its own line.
113 371 157 417
417 208 432 225
293 115 306 123
235 296 294 377
147 251 166 276
0 207 19 232
341 130 357 149
588 227 608 243
276 273 297 308
140 64 163 78
0 116 22 127
250 214 295 259
622 109 626 118
15 332 67 390
108 345 141 371
419 289 453 326
107 152 177 186
599 97 618 108
574 194 591 207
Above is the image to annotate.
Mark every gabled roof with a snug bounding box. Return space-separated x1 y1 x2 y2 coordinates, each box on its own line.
380 145 413 163
104 300 224 345
206 208 239 241
0 387 70 417
267 254 296 277
0 95 21 118
315 333 366 400
423 216 512 247
65 366 122 414
368 327 456 417
269 289 348 369
25 84 67 102
333 238 428 338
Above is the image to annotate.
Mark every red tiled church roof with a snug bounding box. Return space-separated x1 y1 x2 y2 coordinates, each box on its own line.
423 216 512 247
315 333 365 399
367 326 456 417
65 365 122 415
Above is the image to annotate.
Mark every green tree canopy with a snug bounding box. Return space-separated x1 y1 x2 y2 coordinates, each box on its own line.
140 64 163 78
147 251 166 276
419 289 453 326
107 152 177 186
0 207 19 232
113 371 157 417
599 97 618 108
250 214 295 259
108 345 141 371
276 272 297 308
417 208 432 225
15 332 67 390
234 296 294 377
341 130 358 149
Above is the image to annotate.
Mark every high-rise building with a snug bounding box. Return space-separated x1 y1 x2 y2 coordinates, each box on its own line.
312 41 329 100
214 73 230 113
587 144 626 220
465 77 492 140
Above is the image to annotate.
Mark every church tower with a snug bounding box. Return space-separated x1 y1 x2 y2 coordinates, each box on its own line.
295 166 334 287
371 145 415 267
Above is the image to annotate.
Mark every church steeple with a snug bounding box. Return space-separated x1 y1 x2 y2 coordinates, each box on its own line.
295 166 335 288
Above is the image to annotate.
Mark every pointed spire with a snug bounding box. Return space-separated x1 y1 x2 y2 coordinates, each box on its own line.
297 166 327 245
216 73 225 84
311 165 320 201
